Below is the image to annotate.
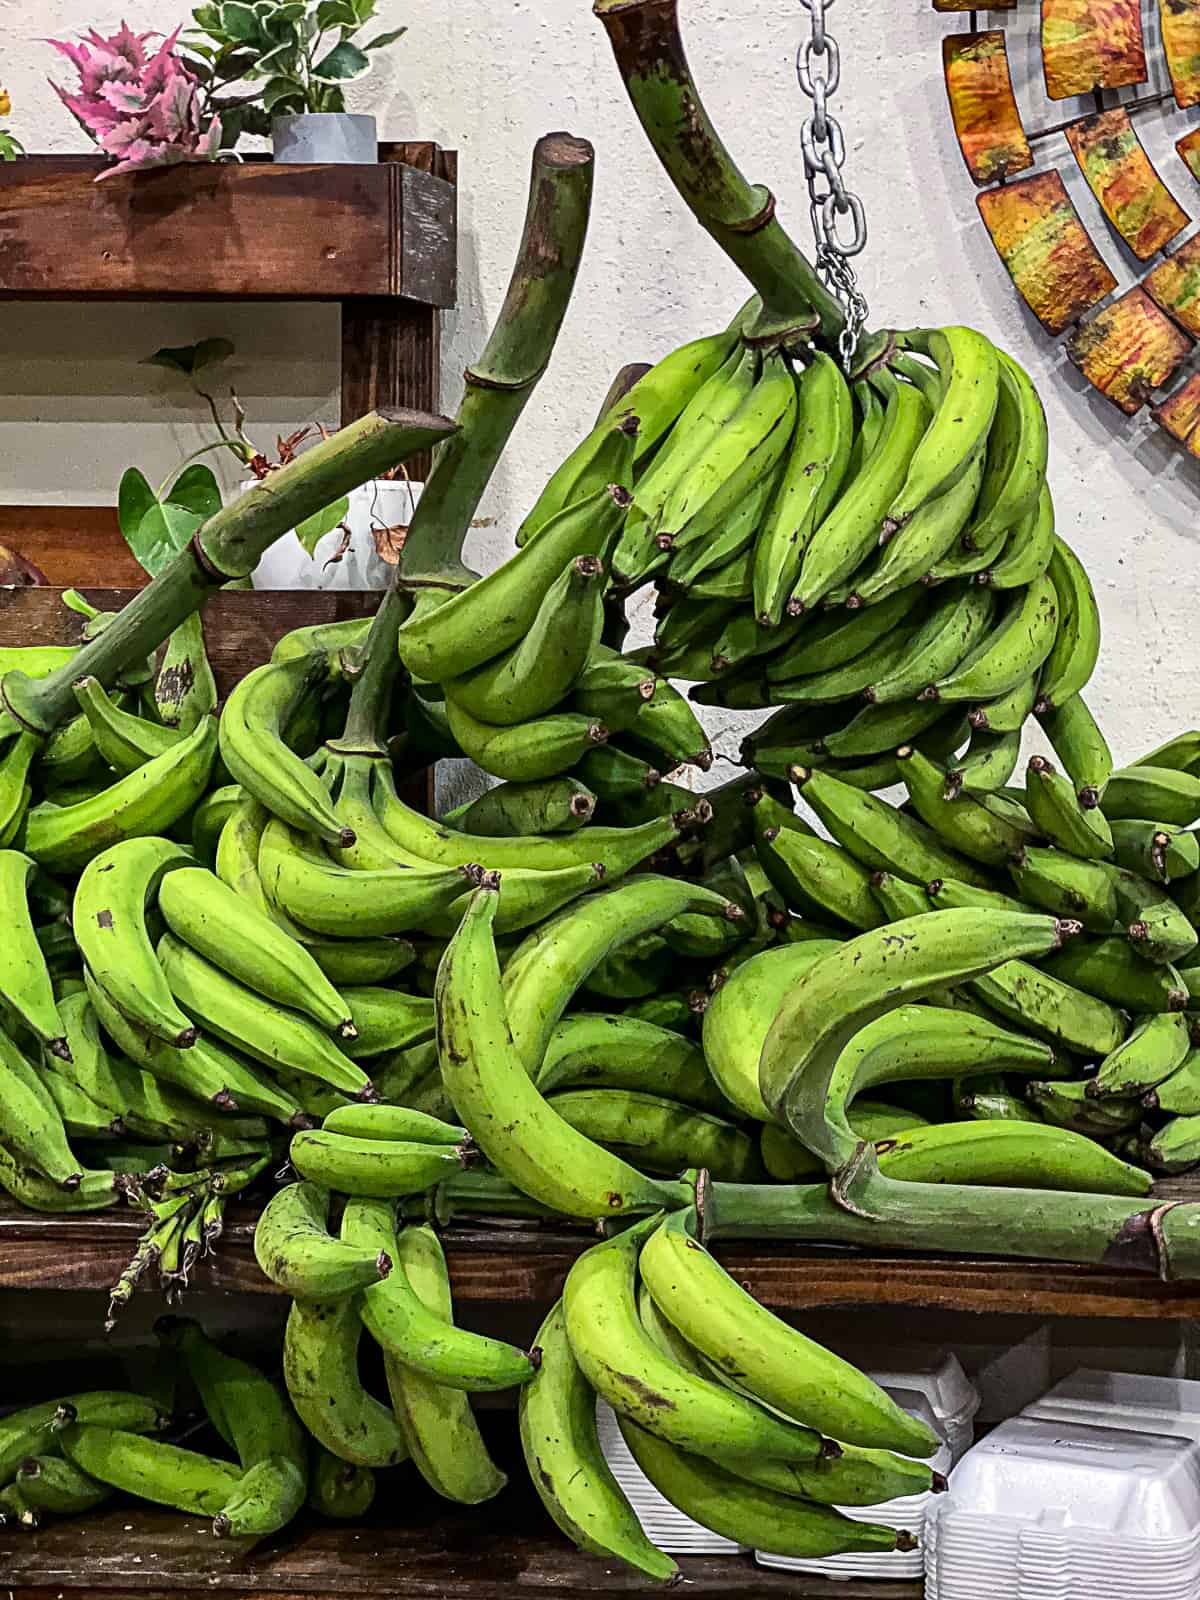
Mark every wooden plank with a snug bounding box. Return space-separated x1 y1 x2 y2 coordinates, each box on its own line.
0 1497 920 1597
339 147 446 472
5 1202 1200 1317
0 589 380 697
976 172 1116 336
0 507 143 587
0 158 453 306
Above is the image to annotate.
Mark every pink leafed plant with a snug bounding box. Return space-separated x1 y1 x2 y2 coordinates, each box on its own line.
48 22 221 180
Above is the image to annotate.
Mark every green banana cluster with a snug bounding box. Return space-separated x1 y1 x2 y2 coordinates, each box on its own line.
519 1212 931 1577
6 123 1200 1578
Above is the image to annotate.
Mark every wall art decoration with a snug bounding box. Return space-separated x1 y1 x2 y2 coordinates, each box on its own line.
977 172 1117 334
1066 286 1193 413
934 0 1200 464
1041 0 1147 100
944 32 1034 185
1065 108 1188 260
1161 0 1200 108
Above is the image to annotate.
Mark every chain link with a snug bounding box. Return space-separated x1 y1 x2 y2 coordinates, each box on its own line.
795 0 868 367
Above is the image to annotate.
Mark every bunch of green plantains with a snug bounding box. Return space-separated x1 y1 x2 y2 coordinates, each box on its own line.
4 0 1200 1571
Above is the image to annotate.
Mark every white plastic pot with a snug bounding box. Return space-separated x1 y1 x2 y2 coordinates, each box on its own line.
272 112 378 164
252 478 421 591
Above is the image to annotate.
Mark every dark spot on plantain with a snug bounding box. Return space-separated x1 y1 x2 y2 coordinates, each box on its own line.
96 909 113 929
157 659 195 711
615 1373 676 1410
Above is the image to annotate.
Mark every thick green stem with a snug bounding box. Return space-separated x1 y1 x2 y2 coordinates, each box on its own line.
593 0 843 349
2 408 453 734
330 586 409 754
399 131 596 580
700 1173 1200 1280
201 409 453 578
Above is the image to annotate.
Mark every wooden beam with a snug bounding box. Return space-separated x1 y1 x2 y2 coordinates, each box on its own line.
4 1201 1200 1318
0 158 455 305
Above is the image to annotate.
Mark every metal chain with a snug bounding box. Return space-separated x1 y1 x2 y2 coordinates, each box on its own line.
795 0 869 367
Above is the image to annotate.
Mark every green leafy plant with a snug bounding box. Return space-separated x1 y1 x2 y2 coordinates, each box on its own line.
0 87 26 161
183 1 407 147
121 338 349 571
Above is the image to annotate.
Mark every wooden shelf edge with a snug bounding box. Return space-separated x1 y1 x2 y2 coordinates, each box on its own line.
0 1476 920 1599
0 155 456 306
4 1203 1200 1317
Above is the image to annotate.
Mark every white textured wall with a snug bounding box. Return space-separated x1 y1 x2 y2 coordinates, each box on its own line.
2 0 1198 770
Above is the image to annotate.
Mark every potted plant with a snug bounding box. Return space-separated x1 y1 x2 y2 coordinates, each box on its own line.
47 25 222 177
185 0 407 163
132 336 410 588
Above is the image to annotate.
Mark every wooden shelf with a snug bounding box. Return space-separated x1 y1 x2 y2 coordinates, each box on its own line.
0 145 456 500
0 587 380 694
5 1201 1200 1319
0 1452 920 1600
0 154 455 306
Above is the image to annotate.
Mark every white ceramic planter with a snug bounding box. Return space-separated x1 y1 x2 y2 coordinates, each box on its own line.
272 112 378 164
252 478 422 591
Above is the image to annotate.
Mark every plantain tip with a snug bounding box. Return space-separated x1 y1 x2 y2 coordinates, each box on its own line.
1054 918 1084 944
336 1019 359 1042
588 723 610 746
931 1471 949 1494
1078 785 1101 809
356 1081 381 1104
213 1087 239 1112
61 1171 83 1193
48 1036 73 1063
819 1437 844 1460
173 1025 199 1050
336 826 358 849
376 1250 393 1279
895 1530 919 1553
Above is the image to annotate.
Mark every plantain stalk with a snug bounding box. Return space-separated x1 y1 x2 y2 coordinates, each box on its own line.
700 1171 1200 1280
593 0 843 348
399 132 596 583
3 409 454 735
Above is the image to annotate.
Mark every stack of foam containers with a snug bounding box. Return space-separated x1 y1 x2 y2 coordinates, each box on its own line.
754 1388 957 1583
926 1370 1200 1599
595 1400 746 1555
